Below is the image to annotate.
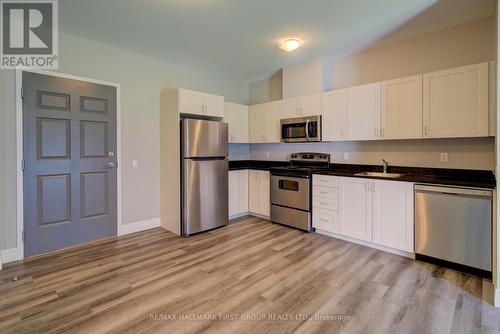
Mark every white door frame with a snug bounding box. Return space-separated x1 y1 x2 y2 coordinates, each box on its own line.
15 69 122 260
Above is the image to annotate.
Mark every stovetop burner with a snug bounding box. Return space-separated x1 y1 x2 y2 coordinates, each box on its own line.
270 153 331 176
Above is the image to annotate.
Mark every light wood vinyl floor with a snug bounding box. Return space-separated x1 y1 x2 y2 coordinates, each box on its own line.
1 216 500 334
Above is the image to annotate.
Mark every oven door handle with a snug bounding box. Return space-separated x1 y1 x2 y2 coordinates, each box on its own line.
305 118 310 142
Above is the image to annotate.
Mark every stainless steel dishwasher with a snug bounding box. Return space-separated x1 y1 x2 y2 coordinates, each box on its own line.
415 185 492 278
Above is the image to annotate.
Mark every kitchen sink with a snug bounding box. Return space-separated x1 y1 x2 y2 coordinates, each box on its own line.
354 172 407 179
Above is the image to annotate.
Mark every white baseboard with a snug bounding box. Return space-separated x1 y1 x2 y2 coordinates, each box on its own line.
120 217 161 236
229 212 251 220
315 229 414 259
249 212 270 220
1 248 19 264
495 288 500 308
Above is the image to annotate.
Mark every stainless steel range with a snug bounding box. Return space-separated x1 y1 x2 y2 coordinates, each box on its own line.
270 153 331 232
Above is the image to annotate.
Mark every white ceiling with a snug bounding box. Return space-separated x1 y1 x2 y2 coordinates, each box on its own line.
59 0 496 83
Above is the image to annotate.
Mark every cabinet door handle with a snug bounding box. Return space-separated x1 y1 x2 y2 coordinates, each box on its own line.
375 128 380 138
424 126 429 136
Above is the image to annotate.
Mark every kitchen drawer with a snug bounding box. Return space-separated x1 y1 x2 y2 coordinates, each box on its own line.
313 207 339 233
313 185 338 199
313 175 339 188
313 196 339 211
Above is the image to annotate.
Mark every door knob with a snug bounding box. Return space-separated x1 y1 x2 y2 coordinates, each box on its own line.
105 162 115 168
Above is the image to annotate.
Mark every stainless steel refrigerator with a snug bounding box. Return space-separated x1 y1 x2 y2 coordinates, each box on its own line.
181 118 228 236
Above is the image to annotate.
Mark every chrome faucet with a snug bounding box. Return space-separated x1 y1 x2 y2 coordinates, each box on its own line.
382 159 389 173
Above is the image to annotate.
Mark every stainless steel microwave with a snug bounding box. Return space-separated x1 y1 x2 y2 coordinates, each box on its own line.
280 115 321 143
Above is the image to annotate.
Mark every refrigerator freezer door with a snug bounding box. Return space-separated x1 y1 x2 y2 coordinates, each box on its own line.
182 158 228 235
182 119 228 158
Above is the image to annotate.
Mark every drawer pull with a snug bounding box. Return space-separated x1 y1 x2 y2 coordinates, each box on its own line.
319 218 329 222
319 202 329 205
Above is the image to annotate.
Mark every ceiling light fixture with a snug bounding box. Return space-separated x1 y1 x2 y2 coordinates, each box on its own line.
277 38 303 52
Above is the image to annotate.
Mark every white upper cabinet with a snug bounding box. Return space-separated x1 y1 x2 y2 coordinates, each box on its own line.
423 62 489 138
382 75 423 139
346 82 382 140
178 88 204 115
282 93 322 118
248 100 283 143
178 88 224 117
249 103 269 143
299 93 322 116
282 98 300 119
204 93 225 118
372 180 414 252
267 101 283 143
322 89 347 141
224 102 249 143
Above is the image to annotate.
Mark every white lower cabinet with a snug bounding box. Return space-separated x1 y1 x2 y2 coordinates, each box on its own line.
312 175 340 233
314 175 414 253
228 170 249 218
249 170 270 217
338 177 373 242
372 180 414 252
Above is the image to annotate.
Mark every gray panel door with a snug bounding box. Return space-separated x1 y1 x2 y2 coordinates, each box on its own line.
23 72 117 257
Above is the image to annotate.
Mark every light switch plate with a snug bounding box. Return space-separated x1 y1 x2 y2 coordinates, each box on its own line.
132 160 139 168
440 153 448 163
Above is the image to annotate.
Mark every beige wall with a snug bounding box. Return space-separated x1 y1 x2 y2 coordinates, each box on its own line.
282 58 332 99
249 70 282 105
331 16 495 89
247 16 496 172
249 16 495 101
0 32 249 251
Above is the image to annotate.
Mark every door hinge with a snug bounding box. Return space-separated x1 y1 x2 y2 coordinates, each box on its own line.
20 86 25 99
21 159 25 171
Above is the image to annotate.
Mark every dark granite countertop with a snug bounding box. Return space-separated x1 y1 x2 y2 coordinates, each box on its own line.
229 160 496 189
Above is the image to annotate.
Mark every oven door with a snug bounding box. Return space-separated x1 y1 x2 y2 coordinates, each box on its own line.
280 116 321 143
270 174 310 211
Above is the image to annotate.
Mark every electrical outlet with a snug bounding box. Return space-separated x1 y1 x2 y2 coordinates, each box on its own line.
343 152 349 161
440 153 448 163
132 160 139 168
